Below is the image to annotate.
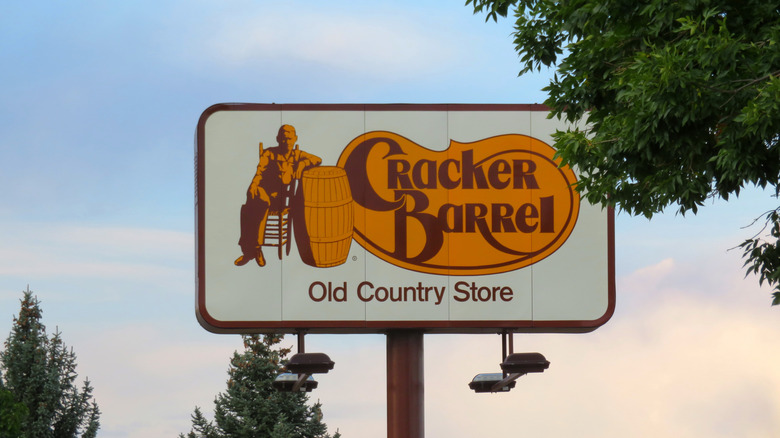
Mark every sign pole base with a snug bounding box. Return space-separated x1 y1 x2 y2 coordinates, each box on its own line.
386 330 424 438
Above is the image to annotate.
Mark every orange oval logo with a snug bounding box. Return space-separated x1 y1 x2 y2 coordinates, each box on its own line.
337 131 579 275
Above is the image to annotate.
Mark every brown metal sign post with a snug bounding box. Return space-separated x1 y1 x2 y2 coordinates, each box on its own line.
387 330 424 438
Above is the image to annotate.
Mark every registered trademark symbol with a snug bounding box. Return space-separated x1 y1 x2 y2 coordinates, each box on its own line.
352 256 357 261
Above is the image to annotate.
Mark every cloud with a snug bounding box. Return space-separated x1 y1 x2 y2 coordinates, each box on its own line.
9 243 777 438
199 6 461 80
2 207 777 438
308 248 780 438
66 323 240 438
0 223 191 279
416 270 780 437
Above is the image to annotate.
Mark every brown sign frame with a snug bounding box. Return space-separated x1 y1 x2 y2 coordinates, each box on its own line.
196 103 615 334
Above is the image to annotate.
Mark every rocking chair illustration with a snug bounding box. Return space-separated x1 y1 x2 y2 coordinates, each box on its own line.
260 178 296 260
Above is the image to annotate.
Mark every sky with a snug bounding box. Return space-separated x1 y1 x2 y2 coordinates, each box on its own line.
1 1 779 437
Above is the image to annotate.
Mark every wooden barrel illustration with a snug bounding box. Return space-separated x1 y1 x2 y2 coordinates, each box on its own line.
295 166 354 267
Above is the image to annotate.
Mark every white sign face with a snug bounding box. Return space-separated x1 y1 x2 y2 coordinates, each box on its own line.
196 104 614 334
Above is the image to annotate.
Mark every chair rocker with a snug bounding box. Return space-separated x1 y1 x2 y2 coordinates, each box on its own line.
261 180 295 260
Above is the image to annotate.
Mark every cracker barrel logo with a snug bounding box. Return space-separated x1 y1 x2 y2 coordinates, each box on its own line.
336 131 580 275
233 125 579 275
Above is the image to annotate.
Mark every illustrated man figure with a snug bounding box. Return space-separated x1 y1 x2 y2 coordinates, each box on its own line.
234 124 322 267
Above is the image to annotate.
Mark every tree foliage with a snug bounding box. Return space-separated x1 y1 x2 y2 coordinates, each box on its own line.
0 288 100 437
0 382 28 438
468 0 780 304
180 334 339 438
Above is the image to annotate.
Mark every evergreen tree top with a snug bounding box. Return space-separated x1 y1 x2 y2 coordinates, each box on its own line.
0 287 100 438
181 334 339 438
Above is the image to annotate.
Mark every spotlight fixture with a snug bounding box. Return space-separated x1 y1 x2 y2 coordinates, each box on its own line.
273 373 319 392
468 373 517 393
285 352 335 375
500 352 550 375
470 348 550 393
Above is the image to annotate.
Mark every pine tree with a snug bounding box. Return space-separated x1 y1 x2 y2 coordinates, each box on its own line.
0 288 100 437
181 334 340 438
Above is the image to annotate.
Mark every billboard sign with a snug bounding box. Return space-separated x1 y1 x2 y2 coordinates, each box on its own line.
196 104 614 333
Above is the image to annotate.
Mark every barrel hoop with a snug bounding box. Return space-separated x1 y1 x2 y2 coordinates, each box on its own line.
309 232 354 243
303 173 347 180
304 199 353 208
